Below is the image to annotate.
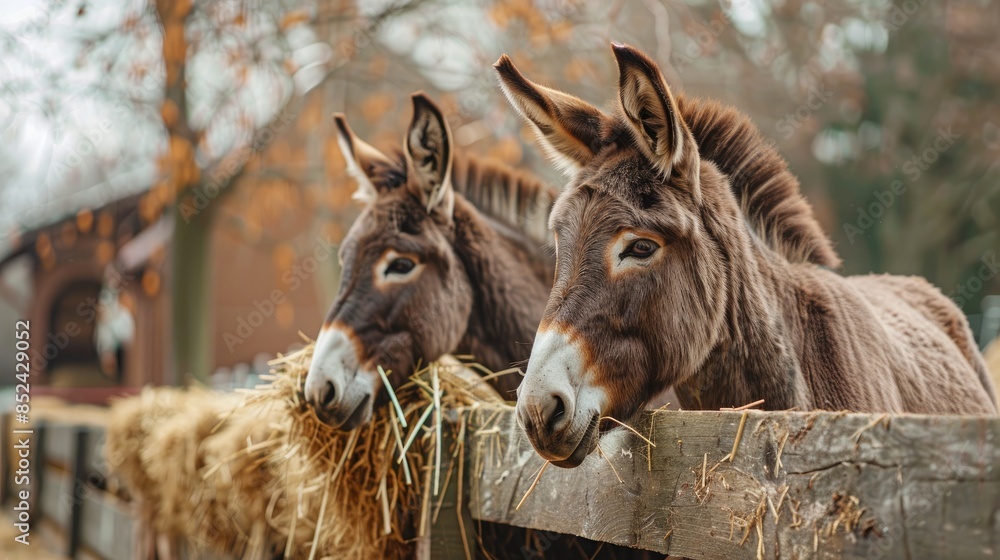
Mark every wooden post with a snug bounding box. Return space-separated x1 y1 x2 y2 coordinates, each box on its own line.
66 427 88 558
1 412 10 504
31 421 46 529
464 405 1000 560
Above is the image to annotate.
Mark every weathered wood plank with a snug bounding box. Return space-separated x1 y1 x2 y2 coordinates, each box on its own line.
41 421 106 471
40 464 71 529
466 406 1000 560
42 422 76 467
35 462 135 559
79 489 135 560
425 410 477 560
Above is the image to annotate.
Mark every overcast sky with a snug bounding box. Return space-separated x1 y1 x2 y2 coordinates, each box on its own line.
0 0 502 253
1 0 157 249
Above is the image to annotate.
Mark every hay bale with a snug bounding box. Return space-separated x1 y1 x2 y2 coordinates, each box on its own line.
138 389 242 536
190 403 282 555
105 344 506 559
105 387 192 496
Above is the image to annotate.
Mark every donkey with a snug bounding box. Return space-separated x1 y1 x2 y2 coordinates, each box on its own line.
303 93 557 430
496 43 998 468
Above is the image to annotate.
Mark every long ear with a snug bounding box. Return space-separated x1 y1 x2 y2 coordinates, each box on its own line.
612 42 701 202
333 113 393 204
404 92 454 221
493 55 610 177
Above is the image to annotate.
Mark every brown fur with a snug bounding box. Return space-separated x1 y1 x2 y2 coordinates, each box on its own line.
325 94 556 401
497 44 997 435
495 54 839 271
679 98 841 268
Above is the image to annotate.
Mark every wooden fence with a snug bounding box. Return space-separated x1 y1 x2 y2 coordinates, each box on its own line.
450 406 1000 560
6 407 1000 559
2 419 133 559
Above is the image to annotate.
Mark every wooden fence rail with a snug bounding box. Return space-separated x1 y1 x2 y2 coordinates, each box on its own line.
9 407 1000 559
2 419 133 559
458 406 1000 560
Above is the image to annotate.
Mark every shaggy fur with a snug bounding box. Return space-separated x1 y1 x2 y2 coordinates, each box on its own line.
495 55 840 270
497 43 997 433
679 98 841 268
325 94 556 400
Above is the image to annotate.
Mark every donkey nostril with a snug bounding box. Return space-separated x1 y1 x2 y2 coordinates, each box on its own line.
321 381 337 409
547 394 566 431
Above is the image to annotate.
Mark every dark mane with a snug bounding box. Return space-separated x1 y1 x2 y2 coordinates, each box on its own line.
371 150 557 246
677 96 841 268
451 152 557 245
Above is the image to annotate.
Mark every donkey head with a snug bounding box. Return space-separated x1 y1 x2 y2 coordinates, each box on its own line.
304 93 473 430
496 44 730 466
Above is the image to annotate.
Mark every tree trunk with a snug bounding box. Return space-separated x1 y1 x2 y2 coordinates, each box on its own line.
155 0 212 382
171 206 213 381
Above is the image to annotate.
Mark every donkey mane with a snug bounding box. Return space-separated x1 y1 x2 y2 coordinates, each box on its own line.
452 152 557 246
366 150 556 247
676 96 841 268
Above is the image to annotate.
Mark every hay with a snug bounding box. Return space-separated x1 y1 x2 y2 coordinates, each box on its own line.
191 402 281 555
820 493 866 537
105 345 504 559
104 387 215 497
140 389 244 536
251 351 501 559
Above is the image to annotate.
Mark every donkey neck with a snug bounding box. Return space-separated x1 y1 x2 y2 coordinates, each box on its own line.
676 190 809 411
449 196 553 399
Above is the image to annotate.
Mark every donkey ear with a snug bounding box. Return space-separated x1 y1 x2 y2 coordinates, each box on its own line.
333 113 392 204
494 55 609 177
612 43 700 200
404 93 455 221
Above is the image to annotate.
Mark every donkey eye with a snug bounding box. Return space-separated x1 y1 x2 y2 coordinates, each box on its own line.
621 239 658 260
385 257 416 275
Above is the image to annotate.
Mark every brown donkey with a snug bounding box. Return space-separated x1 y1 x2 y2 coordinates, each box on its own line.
496 44 998 468
304 93 556 429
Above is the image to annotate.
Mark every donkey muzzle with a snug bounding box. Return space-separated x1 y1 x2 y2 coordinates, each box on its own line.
517 327 607 467
305 323 377 430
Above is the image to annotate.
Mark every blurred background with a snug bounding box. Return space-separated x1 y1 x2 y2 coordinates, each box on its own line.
0 0 998 400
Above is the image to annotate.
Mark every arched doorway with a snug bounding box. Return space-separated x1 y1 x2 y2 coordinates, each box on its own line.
44 279 115 387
